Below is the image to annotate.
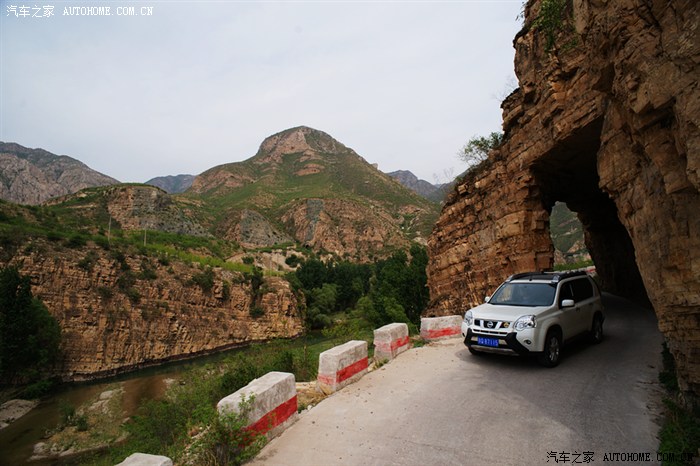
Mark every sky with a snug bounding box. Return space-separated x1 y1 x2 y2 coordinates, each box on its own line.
1 0 524 184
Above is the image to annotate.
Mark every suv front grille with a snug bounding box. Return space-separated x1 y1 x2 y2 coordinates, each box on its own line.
475 319 510 331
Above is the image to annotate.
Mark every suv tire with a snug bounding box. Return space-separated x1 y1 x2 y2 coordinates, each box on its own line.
538 329 562 367
590 314 604 344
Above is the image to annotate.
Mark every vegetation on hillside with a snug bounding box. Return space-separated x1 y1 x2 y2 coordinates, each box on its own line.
187 129 440 242
289 243 429 332
0 266 61 389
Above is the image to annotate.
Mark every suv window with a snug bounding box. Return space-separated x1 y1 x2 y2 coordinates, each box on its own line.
490 282 556 307
558 282 574 307
571 278 594 301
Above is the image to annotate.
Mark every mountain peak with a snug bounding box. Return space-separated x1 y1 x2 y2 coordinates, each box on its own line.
255 126 347 164
0 141 119 205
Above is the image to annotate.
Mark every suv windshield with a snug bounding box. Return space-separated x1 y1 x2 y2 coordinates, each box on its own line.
489 282 556 307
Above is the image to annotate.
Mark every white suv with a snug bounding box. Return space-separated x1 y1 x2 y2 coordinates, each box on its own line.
461 271 604 367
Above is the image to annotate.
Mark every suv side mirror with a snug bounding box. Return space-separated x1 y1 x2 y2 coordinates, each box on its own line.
485 296 491 303
561 299 575 308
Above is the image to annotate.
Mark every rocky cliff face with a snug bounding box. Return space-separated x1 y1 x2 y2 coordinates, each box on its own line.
427 0 699 399
45 184 210 238
281 198 411 258
0 142 118 205
6 244 303 381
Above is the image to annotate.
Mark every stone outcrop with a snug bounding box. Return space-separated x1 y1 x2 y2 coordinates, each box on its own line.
281 198 410 260
231 209 293 248
46 184 210 237
0 142 118 205
427 0 699 399
103 185 209 236
7 244 303 381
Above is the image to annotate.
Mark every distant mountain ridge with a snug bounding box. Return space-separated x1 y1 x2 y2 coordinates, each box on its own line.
0 142 119 205
386 170 452 203
386 170 438 199
145 174 195 193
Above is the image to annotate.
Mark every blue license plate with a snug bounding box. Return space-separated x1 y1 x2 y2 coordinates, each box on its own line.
477 337 499 348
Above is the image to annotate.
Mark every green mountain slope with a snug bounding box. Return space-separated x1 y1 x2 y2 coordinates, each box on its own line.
185 126 439 259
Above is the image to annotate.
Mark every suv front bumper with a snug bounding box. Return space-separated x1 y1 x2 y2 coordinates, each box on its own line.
463 328 531 356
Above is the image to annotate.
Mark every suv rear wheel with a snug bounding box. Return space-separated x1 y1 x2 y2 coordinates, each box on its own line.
538 329 562 367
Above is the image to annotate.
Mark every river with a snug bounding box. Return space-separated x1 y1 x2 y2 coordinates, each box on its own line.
0 346 257 466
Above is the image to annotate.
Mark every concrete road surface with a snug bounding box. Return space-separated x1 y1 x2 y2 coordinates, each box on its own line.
251 294 664 466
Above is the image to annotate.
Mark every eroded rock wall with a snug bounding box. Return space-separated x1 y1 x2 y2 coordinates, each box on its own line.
7 246 303 381
427 0 699 398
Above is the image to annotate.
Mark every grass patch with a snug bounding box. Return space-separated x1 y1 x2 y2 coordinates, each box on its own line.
657 343 700 465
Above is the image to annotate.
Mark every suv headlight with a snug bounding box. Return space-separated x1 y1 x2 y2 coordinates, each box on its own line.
514 315 537 331
463 310 473 326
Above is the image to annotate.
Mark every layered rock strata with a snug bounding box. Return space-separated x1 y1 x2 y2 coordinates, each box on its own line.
427 0 699 399
8 246 303 381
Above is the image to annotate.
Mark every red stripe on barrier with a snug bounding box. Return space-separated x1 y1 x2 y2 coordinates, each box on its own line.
317 357 369 386
337 357 368 383
246 395 297 435
376 336 410 353
391 335 410 351
424 327 460 339
316 373 336 386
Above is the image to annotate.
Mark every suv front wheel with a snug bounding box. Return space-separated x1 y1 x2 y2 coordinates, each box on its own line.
538 329 562 367
590 314 604 344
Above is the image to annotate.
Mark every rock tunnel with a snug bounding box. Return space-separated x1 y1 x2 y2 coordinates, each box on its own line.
426 0 699 401
531 118 649 305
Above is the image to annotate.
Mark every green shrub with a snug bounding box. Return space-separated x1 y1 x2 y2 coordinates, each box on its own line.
249 306 264 319
190 398 266 466
75 414 89 432
222 281 231 301
46 231 62 243
284 254 301 268
125 287 141 304
20 379 55 399
66 234 87 248
191 267 215 293
78 251 98 272
97 286 114 301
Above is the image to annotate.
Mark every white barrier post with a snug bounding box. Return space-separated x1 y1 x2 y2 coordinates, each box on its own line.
373 323 410 362
317 340 368 394
217 371 298 439
420 316 463 341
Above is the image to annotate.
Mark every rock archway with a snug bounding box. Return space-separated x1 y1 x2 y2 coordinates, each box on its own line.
530 118 648 303
426 0 699 400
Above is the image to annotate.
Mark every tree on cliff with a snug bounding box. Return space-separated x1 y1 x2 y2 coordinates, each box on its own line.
0 266 61 384
458 132 503 167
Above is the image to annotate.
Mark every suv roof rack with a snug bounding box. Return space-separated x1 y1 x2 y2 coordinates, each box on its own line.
506 270 587 283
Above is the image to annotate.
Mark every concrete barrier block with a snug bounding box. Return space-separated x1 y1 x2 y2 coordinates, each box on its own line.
217 371 297 439
420 315 463 341
373 323 410 362
115 453 173 466
317 340 368 394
